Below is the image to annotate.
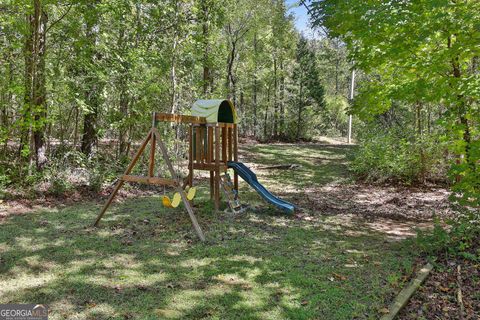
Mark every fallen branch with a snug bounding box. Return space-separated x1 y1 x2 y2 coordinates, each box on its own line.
260 164 301 170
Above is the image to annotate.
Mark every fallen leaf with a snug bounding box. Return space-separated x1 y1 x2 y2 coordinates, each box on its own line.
333 272 347 281
439 286 450 292
379 308 389 314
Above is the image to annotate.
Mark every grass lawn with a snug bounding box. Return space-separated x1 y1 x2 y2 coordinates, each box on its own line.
0 142 418 319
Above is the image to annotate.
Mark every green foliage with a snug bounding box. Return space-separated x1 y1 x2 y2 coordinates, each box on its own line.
351 125 447 184
311 0 480 205
2 0 326 192
417 212 480 262
318 95 349 136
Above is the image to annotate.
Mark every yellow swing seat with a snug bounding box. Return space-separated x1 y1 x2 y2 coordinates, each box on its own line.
162 193 181 208
185 186 197 201
162 187 197 208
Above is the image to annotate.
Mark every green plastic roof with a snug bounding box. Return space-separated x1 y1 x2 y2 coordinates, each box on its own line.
191 99 237 123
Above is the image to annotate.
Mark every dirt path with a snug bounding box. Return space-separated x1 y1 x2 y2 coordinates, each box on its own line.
240 138 454 241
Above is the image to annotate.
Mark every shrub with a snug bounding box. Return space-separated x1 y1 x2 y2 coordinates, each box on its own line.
417 211 480 262
351 127 447 184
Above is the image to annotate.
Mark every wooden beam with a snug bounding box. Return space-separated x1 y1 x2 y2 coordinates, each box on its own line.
149 132 155 177
195 126 201 162
94 129 153 226
188 125 193 187
199 126 205 162
154 112 206 124
207 127 213 162
222 127 227 163
214 126 221 211
217 122 235 128
121 175 177 186
233 124 238 191
228 127 233 161
153 128 206 242
380 263 433 320
193 163 227 171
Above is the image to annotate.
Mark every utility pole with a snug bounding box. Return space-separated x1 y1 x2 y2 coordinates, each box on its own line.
347 69 355 144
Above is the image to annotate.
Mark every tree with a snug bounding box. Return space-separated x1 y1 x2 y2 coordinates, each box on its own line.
311 0 480 205
293 36 325 140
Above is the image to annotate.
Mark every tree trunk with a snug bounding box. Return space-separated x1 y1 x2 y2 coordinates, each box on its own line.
81 4 101 156
226 34 236 100
279 59 285 138
449 37 472 164
201 0 210 96
117 27 129 159
22 0 48 170
264 86 270 138
273 56 278 137
252 32 258 137
118 82 129 158
170 33 178 114
296 73 304 140
32 3 48 169
20 11 34 158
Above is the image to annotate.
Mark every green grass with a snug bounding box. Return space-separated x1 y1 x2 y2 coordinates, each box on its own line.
0 142 415 319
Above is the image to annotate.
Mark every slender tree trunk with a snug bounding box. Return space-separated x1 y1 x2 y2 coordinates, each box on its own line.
32 3 48 169
117 27 129 158
73 105 79 149
449 37 472 164
170 34 178 114
252 32 258 137
226 32 236 100
334 39 339 95
21 0 48 170
118 82 129 158
273 56 278 137
264 86 270 138
20 11 34 158
279 59 285 138
201 0 210 96
81 4 101 156
416 101 426 183
296 73 304 140
1 59 14 156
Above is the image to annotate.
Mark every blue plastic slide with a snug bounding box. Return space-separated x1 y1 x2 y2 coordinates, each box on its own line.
227 161 296 214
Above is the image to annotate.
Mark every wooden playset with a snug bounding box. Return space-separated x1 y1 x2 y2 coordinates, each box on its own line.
93 99 295 242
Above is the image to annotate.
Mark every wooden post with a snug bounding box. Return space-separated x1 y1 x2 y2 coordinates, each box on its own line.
188 124 193 187
233 124 238 191
153 129 205 242
221 127 227 163
199 126 205 163
228 127 233 161
207 126 214 199
149 132 156 177
214 126 221 211
195 126 201 162
94 129 153 226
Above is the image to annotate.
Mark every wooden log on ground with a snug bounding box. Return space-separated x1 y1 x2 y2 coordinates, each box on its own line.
380 263 433 320
260 164 301 170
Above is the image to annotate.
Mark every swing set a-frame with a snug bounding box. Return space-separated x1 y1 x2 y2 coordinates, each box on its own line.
93 100 240 242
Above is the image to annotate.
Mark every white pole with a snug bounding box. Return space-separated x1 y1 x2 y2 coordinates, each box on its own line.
347 69 355 144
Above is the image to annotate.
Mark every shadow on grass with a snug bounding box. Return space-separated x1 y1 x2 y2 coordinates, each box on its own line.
0 194 415 320
0 142 420 319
